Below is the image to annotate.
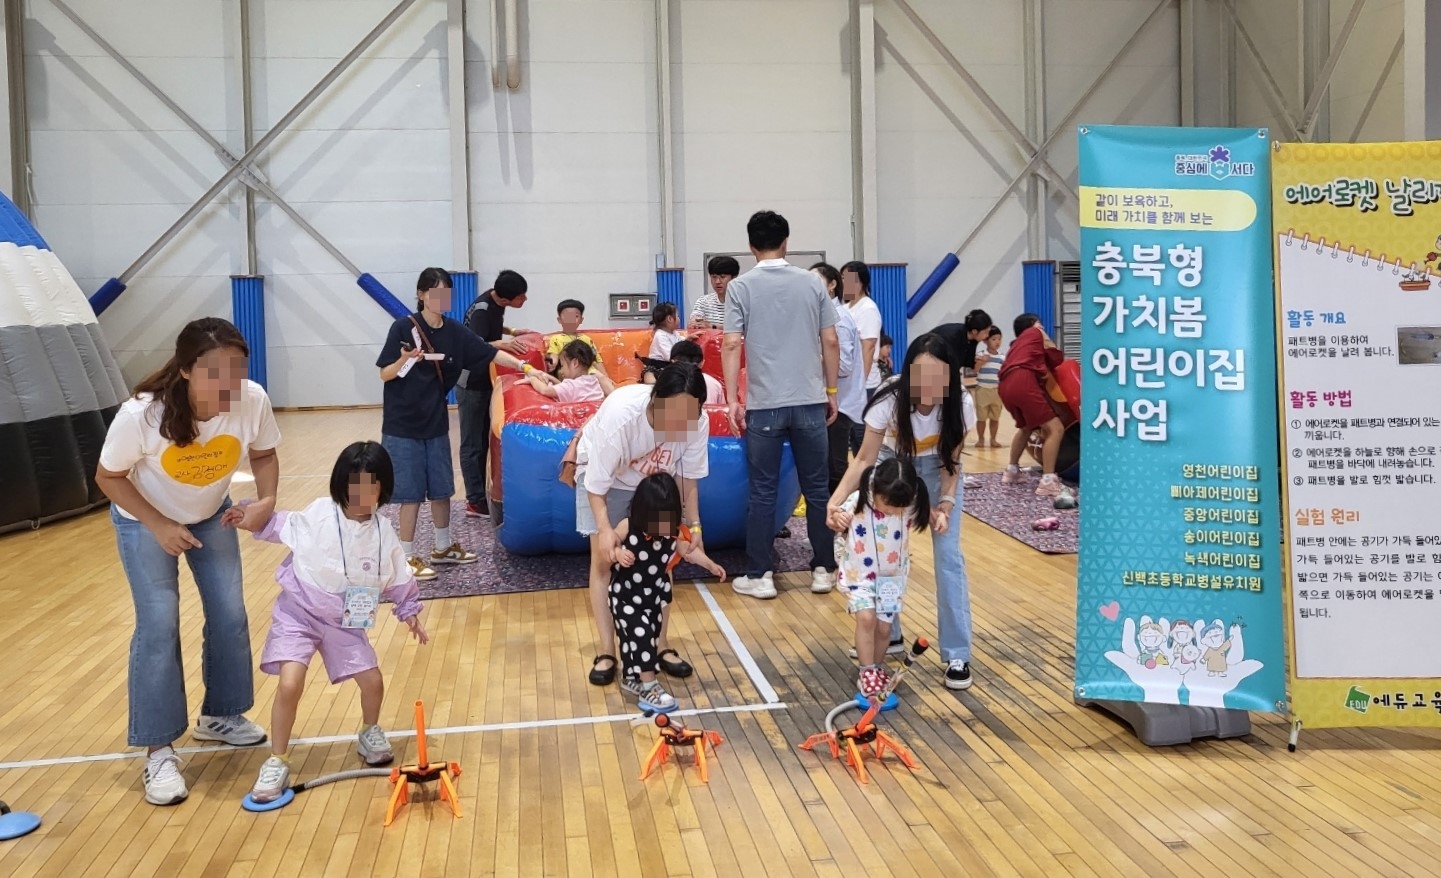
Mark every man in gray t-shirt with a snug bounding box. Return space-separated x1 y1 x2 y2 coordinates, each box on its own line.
722 210 841 599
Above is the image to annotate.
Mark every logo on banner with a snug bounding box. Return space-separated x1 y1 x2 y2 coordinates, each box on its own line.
1175 145 1257 181
1344 686 1372 714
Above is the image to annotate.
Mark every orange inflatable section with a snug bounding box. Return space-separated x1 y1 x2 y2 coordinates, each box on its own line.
492 327 738 386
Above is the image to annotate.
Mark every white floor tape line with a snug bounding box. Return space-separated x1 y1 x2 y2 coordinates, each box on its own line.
693 580 781 705
0 702 789 771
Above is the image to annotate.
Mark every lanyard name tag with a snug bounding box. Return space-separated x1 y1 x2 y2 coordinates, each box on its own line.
342 586 381 629
875 576 904 616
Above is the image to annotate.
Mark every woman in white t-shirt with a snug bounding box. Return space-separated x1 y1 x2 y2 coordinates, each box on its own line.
841 261 885 452
574 364 710 690
826 333 979 692
96 318 282 807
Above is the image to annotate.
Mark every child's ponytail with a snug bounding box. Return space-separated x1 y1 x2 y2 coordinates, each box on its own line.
859 457 931 532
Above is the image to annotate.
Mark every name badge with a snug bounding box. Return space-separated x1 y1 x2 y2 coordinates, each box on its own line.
875 576 904 616
342 586 381 629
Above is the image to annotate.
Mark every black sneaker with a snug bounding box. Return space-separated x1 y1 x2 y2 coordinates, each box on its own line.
944 660 973 690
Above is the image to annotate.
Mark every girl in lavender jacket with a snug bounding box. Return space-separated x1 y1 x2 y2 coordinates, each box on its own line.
234 441 429 803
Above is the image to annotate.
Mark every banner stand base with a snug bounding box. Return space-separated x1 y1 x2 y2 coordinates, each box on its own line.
1075 697 1251 747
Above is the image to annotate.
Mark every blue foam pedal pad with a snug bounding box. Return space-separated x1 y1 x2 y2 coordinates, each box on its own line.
0 806 41 840
855 692 900 711
241 788 295 812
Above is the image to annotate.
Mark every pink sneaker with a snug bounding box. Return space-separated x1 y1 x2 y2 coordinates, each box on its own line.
1001 465 1023 485
1035 474 1063 498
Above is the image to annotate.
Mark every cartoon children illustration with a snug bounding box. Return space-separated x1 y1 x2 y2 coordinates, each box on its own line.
1200 621 1233 677
1170 619 1197 675
1136 621 1170 669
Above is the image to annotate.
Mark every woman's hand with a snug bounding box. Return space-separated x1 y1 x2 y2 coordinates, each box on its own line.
406 615 430 645
685 548 726 583
397 344 423 366
601 528 634 567
152 519 203 556
827 504 852 533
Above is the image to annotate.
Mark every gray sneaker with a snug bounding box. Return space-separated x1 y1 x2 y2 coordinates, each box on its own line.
143 747 188 806
357 724 394 765
193 714 267 746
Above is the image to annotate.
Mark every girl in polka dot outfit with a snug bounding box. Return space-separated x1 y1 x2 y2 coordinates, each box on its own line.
609 472 725 713
829 458 930 699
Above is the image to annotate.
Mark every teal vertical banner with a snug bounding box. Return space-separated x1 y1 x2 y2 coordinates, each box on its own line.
1075 126 1286 713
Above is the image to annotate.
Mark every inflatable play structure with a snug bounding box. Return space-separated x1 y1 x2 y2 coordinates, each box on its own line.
0 192 129 534
485 328 800 555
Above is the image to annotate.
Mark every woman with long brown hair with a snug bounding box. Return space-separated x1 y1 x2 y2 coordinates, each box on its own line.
96 317 281 806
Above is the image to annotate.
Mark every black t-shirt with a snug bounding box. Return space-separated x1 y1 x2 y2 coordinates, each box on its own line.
376 313 498 439
931 322 979 371
466 290 506 343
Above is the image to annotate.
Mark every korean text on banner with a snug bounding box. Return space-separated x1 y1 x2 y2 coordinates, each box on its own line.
1275 141 1441 730
1075 126 1286 713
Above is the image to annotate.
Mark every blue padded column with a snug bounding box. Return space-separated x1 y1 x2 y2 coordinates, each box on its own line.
1022 260 1058 336
870 263 908 372
445 271 479 404
657 267 685 327
230 275 267 389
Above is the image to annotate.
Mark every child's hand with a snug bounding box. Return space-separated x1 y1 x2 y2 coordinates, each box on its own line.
826 504 852 533
220 506 246 528
611 543 636 567
683 547 725 582
406 615 429 645
227 497 274 533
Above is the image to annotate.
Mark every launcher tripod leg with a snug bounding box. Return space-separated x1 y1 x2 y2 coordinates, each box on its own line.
385 774 409 827
641 737 672 780
438 771 462 818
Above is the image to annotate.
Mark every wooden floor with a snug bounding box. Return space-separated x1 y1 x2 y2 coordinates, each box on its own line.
5 409 1441 877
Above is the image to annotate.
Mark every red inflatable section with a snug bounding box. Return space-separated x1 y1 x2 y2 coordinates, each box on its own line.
1045 358 1082 422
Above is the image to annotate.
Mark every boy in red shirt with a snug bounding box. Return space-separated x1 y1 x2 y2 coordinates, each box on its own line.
997 313 1067 497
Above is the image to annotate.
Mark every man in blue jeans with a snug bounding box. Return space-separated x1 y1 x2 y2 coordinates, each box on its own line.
722 210 841 599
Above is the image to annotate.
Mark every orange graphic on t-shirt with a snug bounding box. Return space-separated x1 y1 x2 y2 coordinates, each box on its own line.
161 435 242 486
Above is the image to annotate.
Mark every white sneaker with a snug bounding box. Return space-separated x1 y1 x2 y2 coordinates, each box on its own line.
357 724 394 766
733 572 777 599
810 568 835 594
143 746 188 806
193 714 267 746
249 755 290 804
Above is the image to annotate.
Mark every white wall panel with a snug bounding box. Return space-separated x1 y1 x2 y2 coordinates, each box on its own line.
21 0 1194 405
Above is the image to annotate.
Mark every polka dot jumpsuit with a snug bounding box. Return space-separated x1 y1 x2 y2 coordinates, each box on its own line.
609 532 677 675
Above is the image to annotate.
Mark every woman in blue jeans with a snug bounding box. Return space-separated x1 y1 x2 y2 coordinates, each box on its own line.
826 333 978 690
97 318 282 806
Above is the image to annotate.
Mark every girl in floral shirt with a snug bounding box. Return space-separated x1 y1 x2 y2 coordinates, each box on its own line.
829 457 930 698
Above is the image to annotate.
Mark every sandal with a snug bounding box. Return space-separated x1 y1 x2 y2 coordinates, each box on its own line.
657 649 693 678
588 654 618 686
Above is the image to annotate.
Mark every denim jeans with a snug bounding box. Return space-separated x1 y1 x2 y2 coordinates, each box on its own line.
745 403 835 577
849 388 877 453
827 413 853 495
458 385 491 507
114 502 254 746
883 451 973 663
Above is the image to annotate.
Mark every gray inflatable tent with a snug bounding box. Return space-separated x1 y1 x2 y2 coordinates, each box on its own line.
0 191 129 533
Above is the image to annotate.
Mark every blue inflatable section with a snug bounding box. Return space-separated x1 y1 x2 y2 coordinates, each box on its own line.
495 422 801 556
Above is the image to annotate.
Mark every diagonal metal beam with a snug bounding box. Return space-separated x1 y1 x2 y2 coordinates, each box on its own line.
111 0 419 285
1348 29 1402 143
49 0 366 276
948 0 1169 256
1220 0 1301 141
888 0 1076 203
1298 0 1366 141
